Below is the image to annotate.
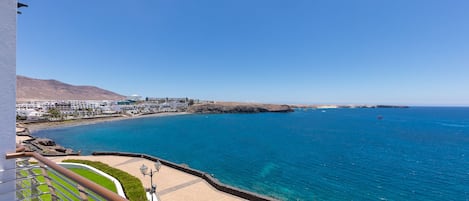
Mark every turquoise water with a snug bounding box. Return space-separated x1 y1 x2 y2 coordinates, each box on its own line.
35 108 469 200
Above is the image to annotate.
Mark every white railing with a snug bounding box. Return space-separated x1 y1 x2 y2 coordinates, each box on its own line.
4 145 127 201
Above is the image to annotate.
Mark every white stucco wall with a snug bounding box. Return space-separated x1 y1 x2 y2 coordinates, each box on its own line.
0 0 16 200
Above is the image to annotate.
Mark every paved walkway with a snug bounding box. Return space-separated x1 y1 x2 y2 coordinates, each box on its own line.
48 155 245 201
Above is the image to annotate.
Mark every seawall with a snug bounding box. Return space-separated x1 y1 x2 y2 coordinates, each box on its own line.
92 151 279 201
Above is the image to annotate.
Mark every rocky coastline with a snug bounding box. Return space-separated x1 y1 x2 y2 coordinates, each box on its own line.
23 137 77 156
16 124 78 156
187 102 294 113
16 112 189 156
290 104 409 109
16 103 405 156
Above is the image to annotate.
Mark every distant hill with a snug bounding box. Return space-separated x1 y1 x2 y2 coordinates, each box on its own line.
17 75 125 102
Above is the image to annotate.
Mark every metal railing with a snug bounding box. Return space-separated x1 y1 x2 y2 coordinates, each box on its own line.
4 145 127 201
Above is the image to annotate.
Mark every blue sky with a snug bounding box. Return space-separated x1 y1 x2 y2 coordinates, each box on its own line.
17 0 469 106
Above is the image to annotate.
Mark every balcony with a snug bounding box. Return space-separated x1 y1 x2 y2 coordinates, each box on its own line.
3 145 127 201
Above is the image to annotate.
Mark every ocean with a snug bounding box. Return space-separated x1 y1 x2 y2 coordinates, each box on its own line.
34 107 469 200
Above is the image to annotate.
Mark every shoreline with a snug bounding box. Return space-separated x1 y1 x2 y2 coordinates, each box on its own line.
16 112 191 153
22 112 191 134
16 111 278 200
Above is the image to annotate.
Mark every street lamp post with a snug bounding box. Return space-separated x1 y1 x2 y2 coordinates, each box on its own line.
140 160 162 201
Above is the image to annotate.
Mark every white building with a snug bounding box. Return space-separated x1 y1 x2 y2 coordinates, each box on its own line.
126 94 142 101
16 109 46 120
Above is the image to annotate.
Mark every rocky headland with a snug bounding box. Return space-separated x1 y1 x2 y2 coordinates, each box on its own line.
187 102 294 113
290 104 409 109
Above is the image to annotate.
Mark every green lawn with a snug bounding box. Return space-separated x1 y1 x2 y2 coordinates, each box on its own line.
63 159 146 201
69 168 117 193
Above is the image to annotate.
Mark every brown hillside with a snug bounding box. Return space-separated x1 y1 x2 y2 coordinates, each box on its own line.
17 75 125 101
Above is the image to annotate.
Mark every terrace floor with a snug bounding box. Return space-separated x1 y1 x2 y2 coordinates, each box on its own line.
48 155 246 201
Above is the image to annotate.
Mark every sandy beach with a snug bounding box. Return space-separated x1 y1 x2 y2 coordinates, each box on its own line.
22 112 190 133
16 112 190 149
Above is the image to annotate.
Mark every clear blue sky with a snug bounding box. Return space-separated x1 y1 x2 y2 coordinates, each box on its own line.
17 0 469 106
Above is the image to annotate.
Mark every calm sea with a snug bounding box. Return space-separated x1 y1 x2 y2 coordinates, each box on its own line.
34 107 469 201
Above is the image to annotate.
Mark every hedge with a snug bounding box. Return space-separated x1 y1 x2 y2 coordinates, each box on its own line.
63 159 146 201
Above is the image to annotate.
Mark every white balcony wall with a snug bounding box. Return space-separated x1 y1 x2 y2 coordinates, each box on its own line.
0 0 16 199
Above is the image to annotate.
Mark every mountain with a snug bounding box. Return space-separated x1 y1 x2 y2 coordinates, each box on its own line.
16 75 125 101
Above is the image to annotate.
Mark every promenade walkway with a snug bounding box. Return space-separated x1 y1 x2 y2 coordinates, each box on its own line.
48 155 246 201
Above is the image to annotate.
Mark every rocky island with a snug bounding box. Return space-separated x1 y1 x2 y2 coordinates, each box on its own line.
187 102 294 113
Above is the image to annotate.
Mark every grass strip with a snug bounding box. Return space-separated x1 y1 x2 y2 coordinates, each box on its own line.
69 168 117 193
63 159 146 201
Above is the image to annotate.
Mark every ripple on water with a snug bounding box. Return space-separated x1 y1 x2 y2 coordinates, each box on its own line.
34 108 469 201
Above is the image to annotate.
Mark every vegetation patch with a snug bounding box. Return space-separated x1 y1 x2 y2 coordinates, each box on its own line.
63 159 146 201
69 168 117 193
